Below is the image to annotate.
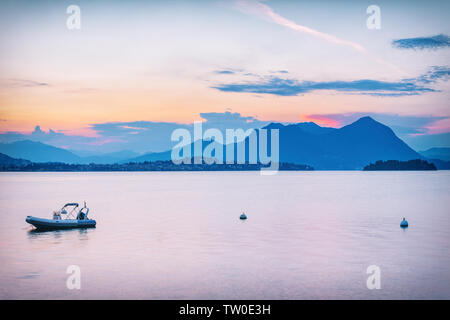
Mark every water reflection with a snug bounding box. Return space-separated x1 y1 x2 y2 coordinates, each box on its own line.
27 227 94 241
2 171 449 299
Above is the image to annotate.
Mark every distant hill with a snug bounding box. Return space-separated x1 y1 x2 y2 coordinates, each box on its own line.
0 141 142 164
124 116 422 170
0 140 81 163
81 150 141 164
428 159 450 170
363 159 437 171
0 153 31 166
124 150 172 163
419 147 450 161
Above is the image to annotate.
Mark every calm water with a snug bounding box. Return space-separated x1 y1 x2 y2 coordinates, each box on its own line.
0 171 449 299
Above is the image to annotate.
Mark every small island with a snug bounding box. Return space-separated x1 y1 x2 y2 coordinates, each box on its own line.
363 159 437 171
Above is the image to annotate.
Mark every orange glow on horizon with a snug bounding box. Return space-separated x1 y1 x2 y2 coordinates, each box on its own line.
300 115 341 128
1 80 449 137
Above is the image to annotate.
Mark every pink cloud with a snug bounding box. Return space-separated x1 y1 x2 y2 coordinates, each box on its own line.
424 118 450 135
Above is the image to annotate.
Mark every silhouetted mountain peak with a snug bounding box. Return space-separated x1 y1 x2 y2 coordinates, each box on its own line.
340 116 393 135
297 121 321 127
263 123 285 130
263 122 335 135
351 116 378 126
295 122 336 135
359 116 375 121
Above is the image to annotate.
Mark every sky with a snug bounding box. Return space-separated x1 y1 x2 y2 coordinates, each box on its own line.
0 0 449 153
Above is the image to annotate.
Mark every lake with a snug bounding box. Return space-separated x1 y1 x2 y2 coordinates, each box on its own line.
0 171 449 299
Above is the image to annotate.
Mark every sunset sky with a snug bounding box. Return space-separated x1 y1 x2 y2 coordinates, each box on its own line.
0 0 449 152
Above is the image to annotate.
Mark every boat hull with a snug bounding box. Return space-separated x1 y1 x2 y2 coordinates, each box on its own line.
26 216 96 230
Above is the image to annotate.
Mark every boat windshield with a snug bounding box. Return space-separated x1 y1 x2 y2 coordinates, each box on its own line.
62 203 79 209
58 203 80 219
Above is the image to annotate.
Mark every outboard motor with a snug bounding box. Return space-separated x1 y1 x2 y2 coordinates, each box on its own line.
79 201 89 220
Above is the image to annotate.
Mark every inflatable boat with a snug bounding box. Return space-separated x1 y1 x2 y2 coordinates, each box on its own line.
26 202 96 230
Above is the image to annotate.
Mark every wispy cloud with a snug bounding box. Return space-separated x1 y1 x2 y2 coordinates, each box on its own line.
412 66 450 84
234 0 397 70
199 111 269 129
212 66 450 97
392 34 450 50
235 0 364 52
2 79 50 88
215 70 236 75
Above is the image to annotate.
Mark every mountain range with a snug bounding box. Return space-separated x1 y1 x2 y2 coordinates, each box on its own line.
264 116 421 169
0 117 448 170
124 117 425 170
0 153 31 167
0 141 139 164
419 147 450 161
0 140 81 163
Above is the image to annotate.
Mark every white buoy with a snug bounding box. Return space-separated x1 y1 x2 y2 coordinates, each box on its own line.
240 213 247 220
400 217 408 228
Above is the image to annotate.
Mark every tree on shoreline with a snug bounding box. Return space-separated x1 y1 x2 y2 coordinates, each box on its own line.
363 159 437 171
